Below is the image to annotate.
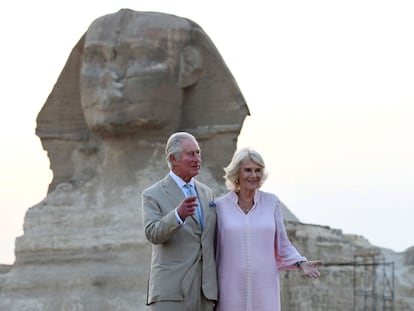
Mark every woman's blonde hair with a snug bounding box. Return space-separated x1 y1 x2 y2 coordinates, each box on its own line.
224 147 268 191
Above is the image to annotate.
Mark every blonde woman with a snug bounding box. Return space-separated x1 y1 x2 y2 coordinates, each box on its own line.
215 148 321 311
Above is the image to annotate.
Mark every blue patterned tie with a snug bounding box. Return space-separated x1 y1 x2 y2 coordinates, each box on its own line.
183 184 204 230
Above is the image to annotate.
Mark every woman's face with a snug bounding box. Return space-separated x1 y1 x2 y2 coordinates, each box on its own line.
79 14 186 136
238 159 263 192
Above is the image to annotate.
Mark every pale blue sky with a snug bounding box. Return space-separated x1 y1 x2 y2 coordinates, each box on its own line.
1 0 413 264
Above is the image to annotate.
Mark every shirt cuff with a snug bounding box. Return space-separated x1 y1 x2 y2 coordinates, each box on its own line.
175 208 184 224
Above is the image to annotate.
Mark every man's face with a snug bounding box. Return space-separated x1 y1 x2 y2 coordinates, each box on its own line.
171 138 201 182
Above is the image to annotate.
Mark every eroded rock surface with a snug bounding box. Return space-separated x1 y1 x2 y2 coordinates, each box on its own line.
0 9 412 311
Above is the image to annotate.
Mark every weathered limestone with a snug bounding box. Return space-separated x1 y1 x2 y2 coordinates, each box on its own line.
281 222 414 310
0 9 248 310
0 9 413 311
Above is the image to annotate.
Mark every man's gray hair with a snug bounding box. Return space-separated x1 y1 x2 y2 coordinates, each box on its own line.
165 132 198 169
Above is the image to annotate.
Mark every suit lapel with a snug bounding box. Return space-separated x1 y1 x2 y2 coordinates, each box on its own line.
161 175 208 230
161 175 200 228
194 181 211 228
194 181 207 209
162 175 185 204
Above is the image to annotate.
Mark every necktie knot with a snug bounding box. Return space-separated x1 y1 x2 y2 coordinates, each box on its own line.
184 183 195 196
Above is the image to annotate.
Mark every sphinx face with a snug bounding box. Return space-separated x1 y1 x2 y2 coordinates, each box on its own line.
80 12 188 136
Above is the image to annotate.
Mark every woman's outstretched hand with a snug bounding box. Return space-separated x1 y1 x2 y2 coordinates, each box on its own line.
300 261 322 279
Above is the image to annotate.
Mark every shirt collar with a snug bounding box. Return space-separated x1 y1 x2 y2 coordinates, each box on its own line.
169 171 195 188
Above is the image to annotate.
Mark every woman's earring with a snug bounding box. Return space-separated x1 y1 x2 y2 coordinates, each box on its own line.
235 179 239 184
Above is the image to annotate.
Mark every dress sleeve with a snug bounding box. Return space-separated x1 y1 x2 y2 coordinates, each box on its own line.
273 197 307 270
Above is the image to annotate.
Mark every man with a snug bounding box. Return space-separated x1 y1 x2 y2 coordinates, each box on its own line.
142 132 217 311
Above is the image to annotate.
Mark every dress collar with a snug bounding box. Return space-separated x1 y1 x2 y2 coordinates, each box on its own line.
229 189 260 202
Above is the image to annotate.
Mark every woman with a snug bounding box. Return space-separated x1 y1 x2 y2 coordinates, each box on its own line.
215 148 321 311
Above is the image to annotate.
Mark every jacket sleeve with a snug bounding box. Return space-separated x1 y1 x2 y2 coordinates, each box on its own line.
142 189 182 245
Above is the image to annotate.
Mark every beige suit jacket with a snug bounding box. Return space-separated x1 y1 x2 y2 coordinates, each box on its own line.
142 174 218 305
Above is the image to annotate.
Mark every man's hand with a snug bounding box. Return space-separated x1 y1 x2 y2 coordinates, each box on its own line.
177 196 198 220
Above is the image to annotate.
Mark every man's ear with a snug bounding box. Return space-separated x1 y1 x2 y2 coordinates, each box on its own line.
178 46 203 88
169 154 176 164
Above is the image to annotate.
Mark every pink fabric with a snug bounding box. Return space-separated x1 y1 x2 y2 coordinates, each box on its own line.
215 190 306 311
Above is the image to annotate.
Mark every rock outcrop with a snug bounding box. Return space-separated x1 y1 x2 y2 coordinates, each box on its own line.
0 9 248 310
0 9 412 311
281 222 414 310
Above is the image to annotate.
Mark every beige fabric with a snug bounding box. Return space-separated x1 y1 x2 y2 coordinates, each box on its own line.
148 259 215 311
142 175 218 307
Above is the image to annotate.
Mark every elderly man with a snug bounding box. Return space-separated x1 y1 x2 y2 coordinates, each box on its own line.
142 132 217 311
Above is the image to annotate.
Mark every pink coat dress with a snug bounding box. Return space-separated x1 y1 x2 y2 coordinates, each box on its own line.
215 190 307 311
